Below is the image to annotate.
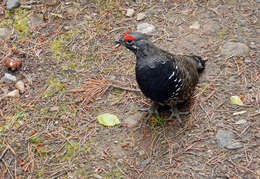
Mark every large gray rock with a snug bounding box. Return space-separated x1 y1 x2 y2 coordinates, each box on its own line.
0 28 11 39
216 130 234 148
216 130 243 149
29 14 44 29
6 0 20 10
221 42 249 56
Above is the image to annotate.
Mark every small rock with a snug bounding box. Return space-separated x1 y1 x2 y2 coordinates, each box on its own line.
189 21 200 30
216 130 243 150
6 0 21 10
249 42 257 49
29 13 43 29
0 28 11 39
123 112 144 128
232 154 244 160
225 142 243 150
7 89 20 97
221 42 249 56
126 8 135 17
138 150 145 156
15 80 25 94
136 12 146 21
256 0 260 2
235 119 247 125
2 73 17 82
137 23 155 34
109 75 116 81
216 130 234 148
49 106 59 112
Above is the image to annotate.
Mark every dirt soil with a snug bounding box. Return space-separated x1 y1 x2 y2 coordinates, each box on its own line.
0 0 259 178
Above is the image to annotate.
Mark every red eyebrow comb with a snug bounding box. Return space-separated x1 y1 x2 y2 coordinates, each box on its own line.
123 30 133 36
124 35 134 41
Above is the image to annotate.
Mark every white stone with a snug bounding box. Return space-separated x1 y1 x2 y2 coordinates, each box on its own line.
136 12 146 21
2 73 17 82
137 23 155 34
189 21 200 30
235 119 247 125
126 8 134 17
7 89 20 97
15 80 25 94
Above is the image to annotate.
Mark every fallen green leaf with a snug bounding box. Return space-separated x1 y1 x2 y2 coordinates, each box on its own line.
231 96 243 106
97 113 120 127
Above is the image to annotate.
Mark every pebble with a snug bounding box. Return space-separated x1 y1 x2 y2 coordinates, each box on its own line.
221 42 249 56
126 8 135 17
7 89 20 97
256 0 260 2
216 129 243 150
0 28 11 39
235 119 247 124
137 23 155 34
225 142 243 150
136 12 146 21
138 150 146 156
189 21 200 30
123 112 144 128
216 130 234 148
15 80 25 94
216 130 242 150
29 13 44 29
1 73 17 82
6 0 20 10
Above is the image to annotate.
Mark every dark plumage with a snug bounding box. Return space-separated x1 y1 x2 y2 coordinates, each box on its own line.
116 31 205 124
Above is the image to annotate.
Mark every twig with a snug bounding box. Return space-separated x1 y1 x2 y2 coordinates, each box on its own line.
229 159 259 176
0 147 8 161
249 112 260 117
2 159 14 179
107 84 141 92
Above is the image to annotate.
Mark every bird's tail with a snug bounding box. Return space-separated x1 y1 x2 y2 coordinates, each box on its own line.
192 56 206 73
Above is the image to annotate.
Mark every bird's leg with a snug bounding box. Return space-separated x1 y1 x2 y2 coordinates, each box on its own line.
145 102 159 121
168 108 190 127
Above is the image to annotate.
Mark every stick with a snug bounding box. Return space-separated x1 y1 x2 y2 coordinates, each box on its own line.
0 147 8 161
106 84 141 92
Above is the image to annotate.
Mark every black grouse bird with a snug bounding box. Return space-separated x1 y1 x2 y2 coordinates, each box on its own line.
116 31 205 124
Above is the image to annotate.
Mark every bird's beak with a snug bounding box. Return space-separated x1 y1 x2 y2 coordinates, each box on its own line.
115 36 124 48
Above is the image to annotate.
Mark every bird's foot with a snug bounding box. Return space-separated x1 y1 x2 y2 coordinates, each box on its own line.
168 108 190 127
145 103 159 122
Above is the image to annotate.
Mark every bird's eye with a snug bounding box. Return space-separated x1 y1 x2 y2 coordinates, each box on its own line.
127 39 132 43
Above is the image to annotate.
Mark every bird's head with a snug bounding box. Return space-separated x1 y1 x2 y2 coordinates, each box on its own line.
115 31 149 52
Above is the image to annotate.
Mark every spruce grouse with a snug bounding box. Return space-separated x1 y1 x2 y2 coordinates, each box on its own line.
116 31 205 125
